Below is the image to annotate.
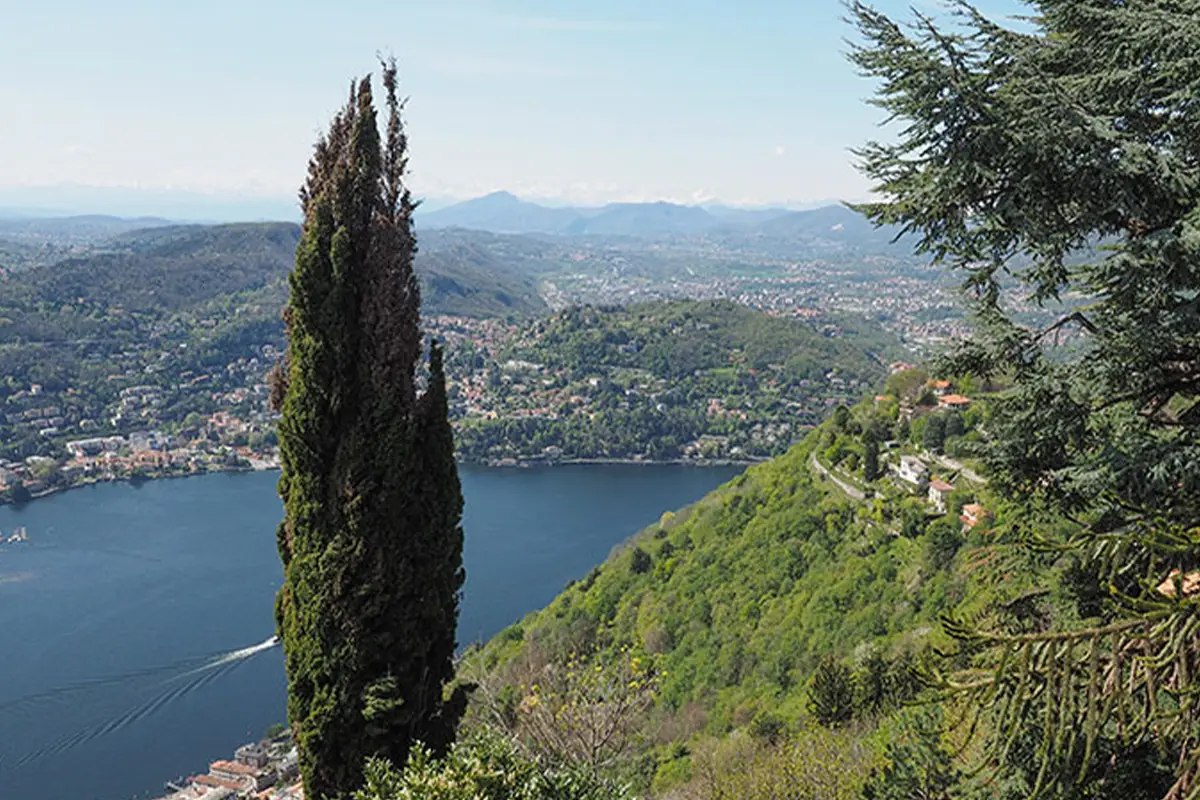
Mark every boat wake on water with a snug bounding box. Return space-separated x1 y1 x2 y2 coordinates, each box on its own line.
0 635 281 772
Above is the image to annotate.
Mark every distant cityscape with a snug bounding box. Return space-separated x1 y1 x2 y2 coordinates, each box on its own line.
0 249 1016 504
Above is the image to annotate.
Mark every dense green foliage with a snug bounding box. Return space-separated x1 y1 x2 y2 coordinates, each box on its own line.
456 300 903 462
274 64 465 798
465 396 1182 797
519 300 895 383
469 419 999 742
353 733 629 800
850 0 1200 793
0 221 545 411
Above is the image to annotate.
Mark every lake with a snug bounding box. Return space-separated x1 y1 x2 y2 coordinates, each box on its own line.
0 463 742 800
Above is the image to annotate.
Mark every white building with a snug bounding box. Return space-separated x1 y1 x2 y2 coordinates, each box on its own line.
928 479 955 513
895 455 929 488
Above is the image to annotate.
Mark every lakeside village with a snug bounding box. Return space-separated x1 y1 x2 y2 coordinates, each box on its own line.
152 731 304 800
0 311 886 504
0 414 281 506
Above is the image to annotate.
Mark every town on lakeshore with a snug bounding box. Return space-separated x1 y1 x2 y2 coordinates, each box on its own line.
154 731 302 800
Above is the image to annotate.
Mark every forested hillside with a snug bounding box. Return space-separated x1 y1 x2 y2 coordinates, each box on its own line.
458 396 1171 798
0 222 545 391
453 299 905 463
515 300 897 382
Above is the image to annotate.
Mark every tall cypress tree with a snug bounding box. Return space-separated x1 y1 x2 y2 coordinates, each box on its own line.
863 432 880 483
272 60 466 799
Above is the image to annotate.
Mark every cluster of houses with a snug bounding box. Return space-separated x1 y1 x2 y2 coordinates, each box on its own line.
1 402 68 437
156 739 302 800
873 374 988 529
929 379 972 411
892 455 989 529
0 421 283 504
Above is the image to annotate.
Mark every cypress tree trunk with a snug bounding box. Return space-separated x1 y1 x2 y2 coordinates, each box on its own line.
272 60 466 799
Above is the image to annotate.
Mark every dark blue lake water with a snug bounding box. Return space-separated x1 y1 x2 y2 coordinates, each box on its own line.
0 463 741 800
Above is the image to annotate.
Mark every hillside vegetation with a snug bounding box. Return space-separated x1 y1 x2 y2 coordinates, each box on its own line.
459 399 1032 792
515 300 897 382
0 222 546 393
454 300 905 463
457 390 1173 798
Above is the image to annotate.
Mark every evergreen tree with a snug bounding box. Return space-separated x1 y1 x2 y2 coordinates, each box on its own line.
850 0 1200 792
921 414 945 455
273 61 466 799
854 648 891 715
862 710 961 800
807 656 855 726
943 412 964 440
863 433 881 482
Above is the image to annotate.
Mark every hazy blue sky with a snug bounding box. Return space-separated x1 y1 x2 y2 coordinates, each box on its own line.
1 0 1028 213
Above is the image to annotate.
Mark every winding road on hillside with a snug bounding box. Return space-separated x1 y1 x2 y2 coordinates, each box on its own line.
809 453 866 500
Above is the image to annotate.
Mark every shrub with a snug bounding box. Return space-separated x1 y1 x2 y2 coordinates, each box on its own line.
353 733 629 800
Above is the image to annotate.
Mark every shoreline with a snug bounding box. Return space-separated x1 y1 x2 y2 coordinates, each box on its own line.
0 462 271 509
0 456 761 510
474 456 765 468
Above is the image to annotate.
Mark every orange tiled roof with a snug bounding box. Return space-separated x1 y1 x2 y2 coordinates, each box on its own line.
960 504 989 527
211 759 258 776
192 775 243 790
929 479 955 492
939 394 971 405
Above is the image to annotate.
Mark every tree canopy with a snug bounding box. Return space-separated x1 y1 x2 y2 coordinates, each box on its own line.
849 0 1200 794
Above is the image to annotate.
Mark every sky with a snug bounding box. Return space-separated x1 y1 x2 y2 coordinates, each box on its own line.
0 0 1029 218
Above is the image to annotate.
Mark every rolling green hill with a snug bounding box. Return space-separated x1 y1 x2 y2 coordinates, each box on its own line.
0 222 548 418
461 401 1080 796
24 223 300 313
514 299 900 383
2 221 546 325
470 432 993 720
454 299 906 463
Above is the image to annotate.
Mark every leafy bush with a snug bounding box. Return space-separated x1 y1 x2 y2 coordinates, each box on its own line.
353 733 629 800
683 726 880 800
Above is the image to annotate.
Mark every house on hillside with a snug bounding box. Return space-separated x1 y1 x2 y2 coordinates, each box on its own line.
960 503 990 529
894 455 929 489
938 394 971 411
928 479 955 513
931 379 952 396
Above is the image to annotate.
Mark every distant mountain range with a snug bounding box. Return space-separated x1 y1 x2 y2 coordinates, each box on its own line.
0 214 177 244
414 191 792 236
0 188 909 255
414 191 909 251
